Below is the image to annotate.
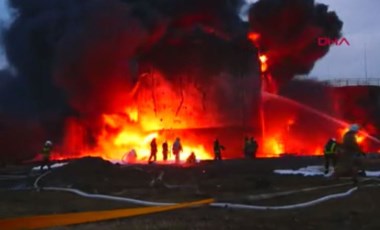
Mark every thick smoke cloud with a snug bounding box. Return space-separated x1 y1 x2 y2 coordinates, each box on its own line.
249 0 343 86
0 69 45 162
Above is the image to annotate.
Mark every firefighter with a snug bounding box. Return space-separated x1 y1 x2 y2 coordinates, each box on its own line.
324 138 338 174
214 138 225 161
250 137 258 159
186 152 197 164
335 124 366 184
40 140 53 172
162 141 169 161
172 137 183 164
148 138 157 164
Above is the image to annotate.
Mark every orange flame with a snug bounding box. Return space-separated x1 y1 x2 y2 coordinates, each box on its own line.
248 32 260 44
262 135 284 158
90 111 212 163
259 54 268 72
54 73 216 164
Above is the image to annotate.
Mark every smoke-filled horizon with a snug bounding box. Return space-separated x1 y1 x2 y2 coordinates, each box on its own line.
0 0 348 162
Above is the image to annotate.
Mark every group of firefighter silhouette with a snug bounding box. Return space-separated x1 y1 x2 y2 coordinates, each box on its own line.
36 122 378 185
145 136 259 164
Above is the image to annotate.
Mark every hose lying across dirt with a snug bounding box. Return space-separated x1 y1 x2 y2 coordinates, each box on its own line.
247 181 354 201
31 171 380 210
210 187 358 210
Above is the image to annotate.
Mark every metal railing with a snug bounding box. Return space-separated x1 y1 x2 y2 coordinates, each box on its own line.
320 78 380 87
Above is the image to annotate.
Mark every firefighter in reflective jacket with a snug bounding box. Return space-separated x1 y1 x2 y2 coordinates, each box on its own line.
324 138 338 174
335 124 366 184
40 140 53 171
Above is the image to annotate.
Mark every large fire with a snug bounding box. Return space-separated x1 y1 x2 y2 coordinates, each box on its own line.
48 30 377 164
39 15 378 164
52 72 218 163
5 0 380 164
47 52 375 163
95 110 212 163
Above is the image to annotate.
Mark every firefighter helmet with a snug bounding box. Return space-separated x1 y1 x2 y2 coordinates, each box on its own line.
45 140 53 146
349 124 360 132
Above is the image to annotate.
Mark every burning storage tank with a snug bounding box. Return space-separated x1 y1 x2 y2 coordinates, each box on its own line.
329 81 380 152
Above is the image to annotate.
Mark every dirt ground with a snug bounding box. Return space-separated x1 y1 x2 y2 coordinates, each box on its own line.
1 157 380 230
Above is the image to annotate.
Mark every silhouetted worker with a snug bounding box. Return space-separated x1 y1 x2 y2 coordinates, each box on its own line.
324 138 338 174
172 137 183 164
250 137 258 159
335 124 366 184
214 139 225 161
162 141 169 161
148 138 158 164
40 140 53 172
186 152 197 164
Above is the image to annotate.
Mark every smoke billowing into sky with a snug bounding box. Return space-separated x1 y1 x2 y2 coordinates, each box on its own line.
248 0 343 85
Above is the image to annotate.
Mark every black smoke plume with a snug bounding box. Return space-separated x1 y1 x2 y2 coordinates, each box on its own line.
248 0 343 86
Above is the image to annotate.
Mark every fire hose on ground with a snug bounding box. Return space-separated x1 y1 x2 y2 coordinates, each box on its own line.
32 170 380 210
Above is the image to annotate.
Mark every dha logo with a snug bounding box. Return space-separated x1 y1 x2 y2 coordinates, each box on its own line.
318 37 350 46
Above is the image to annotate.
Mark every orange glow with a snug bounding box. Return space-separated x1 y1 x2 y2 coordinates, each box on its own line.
248 32 260 43
314 147 323 156
262 135 284 158
288 118 295 126
259 54 268 72
248 32 268 73
54 114 212 163
53 73 218 164
259 55 267 63
80 113 210 163
126 107 138 122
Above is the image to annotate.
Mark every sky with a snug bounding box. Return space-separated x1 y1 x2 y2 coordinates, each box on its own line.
0 0 379 80
309 0 380 80
0 0 11 70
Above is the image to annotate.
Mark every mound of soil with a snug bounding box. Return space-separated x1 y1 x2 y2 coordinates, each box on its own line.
41 157 153 192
